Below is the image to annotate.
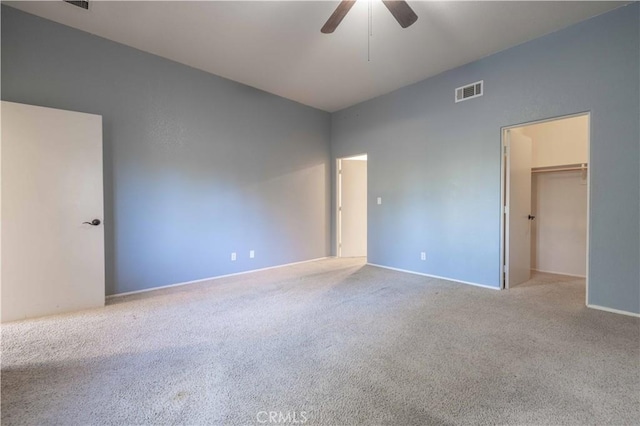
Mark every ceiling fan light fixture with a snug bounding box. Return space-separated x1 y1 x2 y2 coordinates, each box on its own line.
321 0 417 34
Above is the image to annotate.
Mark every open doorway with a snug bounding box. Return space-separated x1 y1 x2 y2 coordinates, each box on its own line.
337 154 367 258
501 114 590 295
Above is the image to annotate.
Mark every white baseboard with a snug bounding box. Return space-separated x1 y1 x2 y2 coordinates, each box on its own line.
532 268 586 278
107 257 329 299
587 304 640 318
366 263 500 290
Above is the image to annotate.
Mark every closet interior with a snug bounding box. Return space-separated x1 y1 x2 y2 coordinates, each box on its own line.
521 115 589 280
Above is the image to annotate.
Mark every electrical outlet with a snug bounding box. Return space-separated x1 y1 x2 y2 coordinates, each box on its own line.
231 252 237 261
249 250 255 259
420 252 426 261
377 197 382 205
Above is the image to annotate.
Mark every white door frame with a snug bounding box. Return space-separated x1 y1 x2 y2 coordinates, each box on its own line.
499 112 591 303
336 153 367 257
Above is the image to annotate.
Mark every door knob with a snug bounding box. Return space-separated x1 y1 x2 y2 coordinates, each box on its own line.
83 219 101 226
528 215 536 220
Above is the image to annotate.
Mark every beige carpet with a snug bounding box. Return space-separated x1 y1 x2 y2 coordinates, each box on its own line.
2 258 639 425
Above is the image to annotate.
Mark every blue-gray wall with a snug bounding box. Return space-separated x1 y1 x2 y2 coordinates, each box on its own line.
331 3 639 313
1 6 331 295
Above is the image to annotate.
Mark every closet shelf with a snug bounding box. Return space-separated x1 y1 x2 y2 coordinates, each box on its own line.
531 163 588 174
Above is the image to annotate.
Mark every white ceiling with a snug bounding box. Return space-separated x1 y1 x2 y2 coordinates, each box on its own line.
4 1 627 112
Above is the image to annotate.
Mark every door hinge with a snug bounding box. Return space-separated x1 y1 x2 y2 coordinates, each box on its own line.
503 205 509 214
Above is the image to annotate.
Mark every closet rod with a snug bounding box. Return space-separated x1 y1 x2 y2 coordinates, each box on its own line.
531 163 588 174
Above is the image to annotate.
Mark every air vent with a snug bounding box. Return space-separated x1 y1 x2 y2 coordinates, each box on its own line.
64 0 89 10
455 80 483 103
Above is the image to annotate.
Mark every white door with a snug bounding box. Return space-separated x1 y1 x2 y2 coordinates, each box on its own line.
1 101 104 322
339 157 367 257
505 129 533 288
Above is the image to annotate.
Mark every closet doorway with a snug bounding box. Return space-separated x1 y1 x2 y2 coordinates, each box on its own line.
501 114 589 292
337 154 367 258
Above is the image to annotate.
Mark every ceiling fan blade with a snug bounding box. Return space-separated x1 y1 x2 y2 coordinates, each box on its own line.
321 0 357 34
382 0 418 28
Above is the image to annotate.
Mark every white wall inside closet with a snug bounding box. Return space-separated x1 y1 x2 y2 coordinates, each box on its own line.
520 115 588 277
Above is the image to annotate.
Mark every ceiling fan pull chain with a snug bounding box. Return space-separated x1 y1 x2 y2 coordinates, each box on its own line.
368 0 372 62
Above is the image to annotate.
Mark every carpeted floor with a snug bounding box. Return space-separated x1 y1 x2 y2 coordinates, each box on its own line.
2 258 639 425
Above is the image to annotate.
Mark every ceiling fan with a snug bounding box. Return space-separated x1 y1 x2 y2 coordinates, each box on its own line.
321 0 418 34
